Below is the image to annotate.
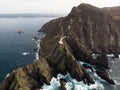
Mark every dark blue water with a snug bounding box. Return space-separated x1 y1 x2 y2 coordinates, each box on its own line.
0 17 55 84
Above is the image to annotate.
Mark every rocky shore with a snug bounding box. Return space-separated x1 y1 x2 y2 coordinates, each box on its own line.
1 3 120 90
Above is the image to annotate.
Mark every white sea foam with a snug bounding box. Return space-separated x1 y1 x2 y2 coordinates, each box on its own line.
34 33 46 60
35 52 39 60
13 70 16 72
5 73 10 78
92 53 116 59
40 73 105 90
22 52 30 56
107 54 114 58
32 38 35 41
66 74 104 90
109 69 113 72
107 54 114 57
119 55 120 58
41 77 60 90
89 81 104 90
92 53 99 59
79 61 84 64
114 80 120 85
112 61 115 64
34 39 40 60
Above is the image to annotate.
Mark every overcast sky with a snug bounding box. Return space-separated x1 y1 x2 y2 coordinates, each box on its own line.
0 0 120 14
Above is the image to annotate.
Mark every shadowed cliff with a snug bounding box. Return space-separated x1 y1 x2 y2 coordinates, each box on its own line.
1 3 120 90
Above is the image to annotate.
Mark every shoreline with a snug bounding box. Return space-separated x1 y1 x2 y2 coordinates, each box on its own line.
33 32 45 61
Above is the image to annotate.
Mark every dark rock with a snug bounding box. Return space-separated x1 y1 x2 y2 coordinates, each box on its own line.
1 3 119 89
59 78 67 90
114 54 119 58
83 63 94 72
0 58 53 90
82 67 95 85
0 72 15 90
96 70 115 85
95 53 109 69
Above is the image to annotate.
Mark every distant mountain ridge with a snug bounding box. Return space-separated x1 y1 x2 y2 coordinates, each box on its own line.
0 13 63 18
102 6 120 20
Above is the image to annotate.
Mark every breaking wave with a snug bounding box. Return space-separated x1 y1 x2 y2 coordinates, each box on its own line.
40 73 105 90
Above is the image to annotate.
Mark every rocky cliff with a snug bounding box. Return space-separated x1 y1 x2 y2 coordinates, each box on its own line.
102 6 120 20
1 3 120 90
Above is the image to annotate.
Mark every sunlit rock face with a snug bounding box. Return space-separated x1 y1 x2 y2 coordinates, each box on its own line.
1 3 120 90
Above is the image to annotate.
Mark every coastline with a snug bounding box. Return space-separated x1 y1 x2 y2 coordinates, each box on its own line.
33 32 46 60
1 3 120 90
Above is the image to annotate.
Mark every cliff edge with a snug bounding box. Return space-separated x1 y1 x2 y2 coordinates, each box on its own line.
1 3 120 90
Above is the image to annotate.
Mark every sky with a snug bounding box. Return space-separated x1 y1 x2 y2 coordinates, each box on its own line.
0 0 120 14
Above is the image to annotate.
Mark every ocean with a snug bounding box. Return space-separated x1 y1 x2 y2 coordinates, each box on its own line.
0 17 120 90
0 17 55 84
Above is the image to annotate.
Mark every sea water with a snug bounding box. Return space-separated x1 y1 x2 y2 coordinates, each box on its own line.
0 17 120 90
0 17 55 84
41 58 120 90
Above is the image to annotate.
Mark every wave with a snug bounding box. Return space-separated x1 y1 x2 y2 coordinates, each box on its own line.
33 33 46 60
22 52 30 56
5 74 10 78
40 73 105 90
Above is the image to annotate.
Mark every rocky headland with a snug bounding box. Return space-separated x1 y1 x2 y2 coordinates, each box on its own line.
1 3 120 90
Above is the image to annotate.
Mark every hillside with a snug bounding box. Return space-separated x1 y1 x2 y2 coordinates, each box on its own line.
102 6 120 20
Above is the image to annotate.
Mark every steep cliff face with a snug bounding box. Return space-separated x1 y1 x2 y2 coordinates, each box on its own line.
1 3 120 90
0 59 53 90
40 3 120 56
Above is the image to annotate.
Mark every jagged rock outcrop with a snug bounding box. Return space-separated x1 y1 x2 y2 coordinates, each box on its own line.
0 58 52 90
1 3 120 90
59 78 67 90
96 70 115 85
